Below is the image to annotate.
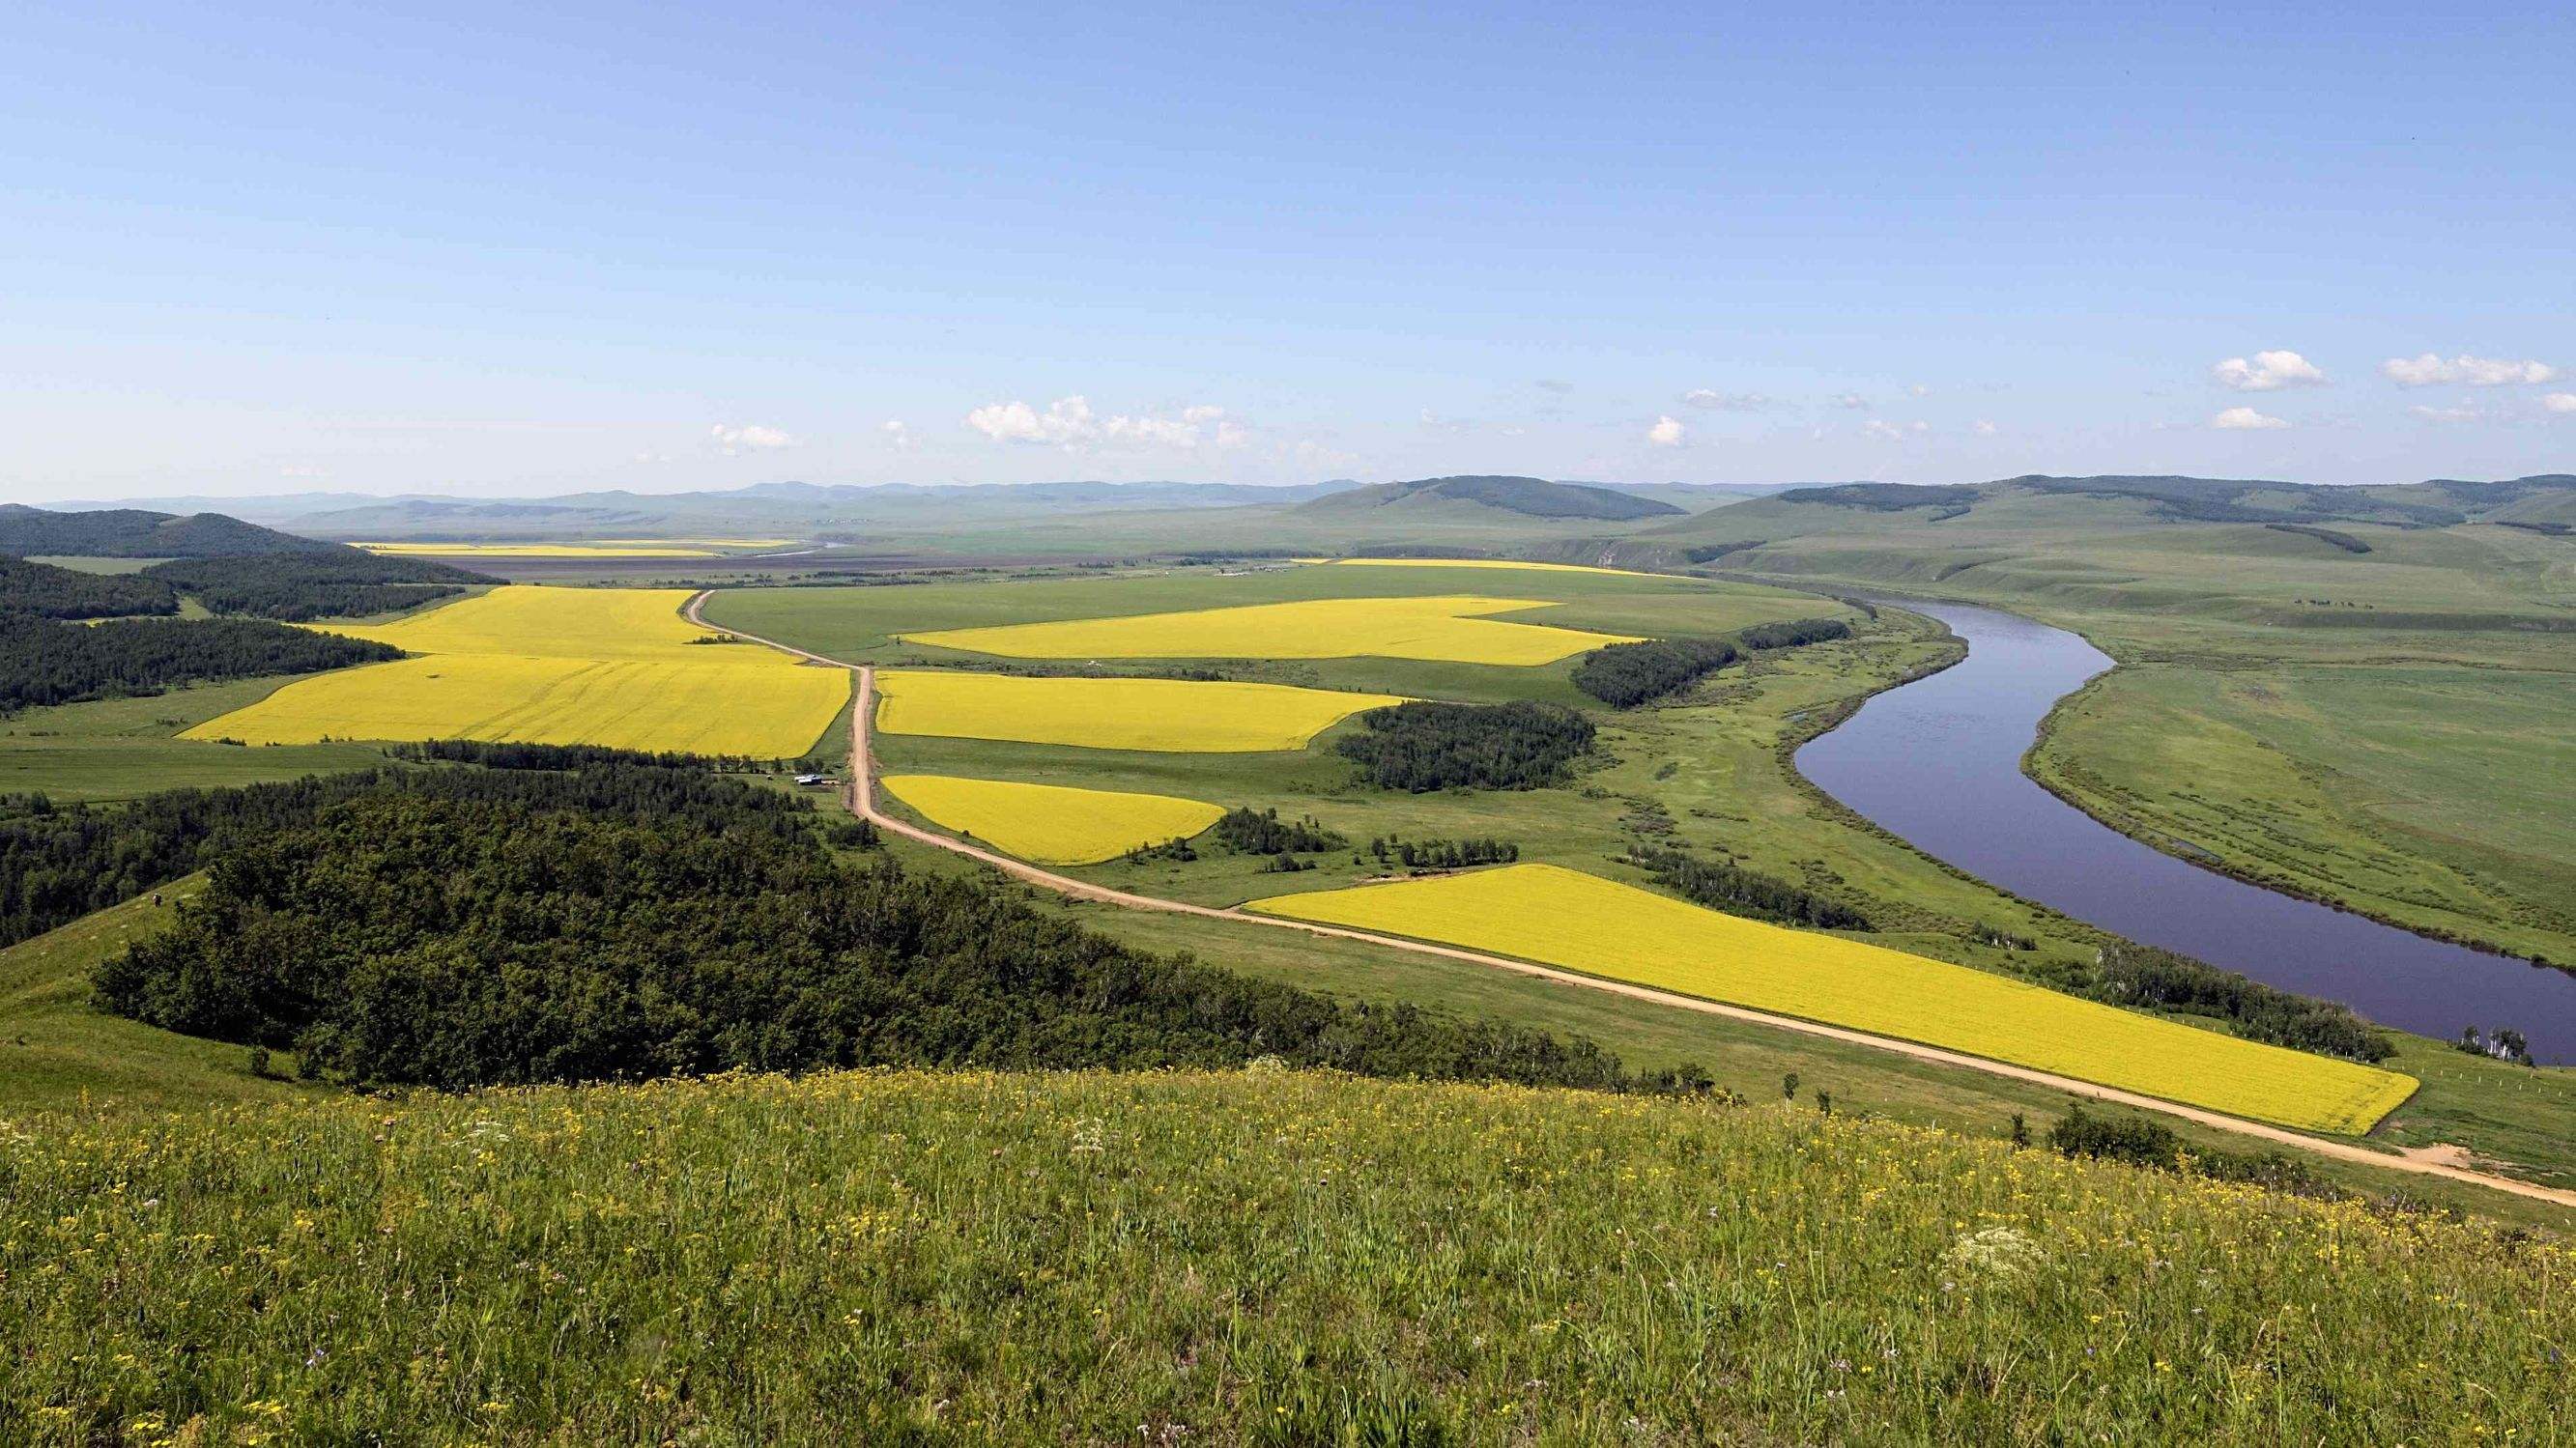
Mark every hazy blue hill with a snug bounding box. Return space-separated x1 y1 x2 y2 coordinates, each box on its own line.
1297 474 1685 522
0 505 347 558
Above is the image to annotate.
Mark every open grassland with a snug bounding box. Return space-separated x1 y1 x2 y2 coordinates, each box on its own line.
0 682 390 802
902 593 1642 665
1251 864 2417 1134
2032 661 2576 965
0 887 312 1112
354 539 792 558
873 668 1406 752
2 1069 2566 1444
879 774 1225 865
184 586 849 757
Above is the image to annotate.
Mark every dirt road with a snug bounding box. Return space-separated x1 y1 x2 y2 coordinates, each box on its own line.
682 590 2576 1210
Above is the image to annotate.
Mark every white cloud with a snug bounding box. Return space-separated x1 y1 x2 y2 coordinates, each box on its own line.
1973 419 1998 436
1646 415 1687 447
2212 351 2327 391
2381 353 2558 387
2544 392 2576 414
879 419 911 451
1682 388 1770 412
2212 406 2290 430
1862 419 1930 440
708 423 798 454
965 395 1240 450
2409 402 2489 423
1831 392 1870 410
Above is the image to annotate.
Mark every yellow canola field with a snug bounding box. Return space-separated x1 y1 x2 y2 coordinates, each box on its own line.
873 670 1406 752
1248 864 2418 1135
880 775 1226 864
185 586 849 756
902 595 1639 666
354 539 791 557
1308 557 1673 580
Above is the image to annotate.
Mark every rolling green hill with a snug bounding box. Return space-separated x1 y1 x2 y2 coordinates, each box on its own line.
1296 473 1688 523
0 505 345 558
1 1067 2566 1443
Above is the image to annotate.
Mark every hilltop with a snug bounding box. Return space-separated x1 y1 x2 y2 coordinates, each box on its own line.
1295 473 1687 523
0 504 349 558
2 1067 2564 1442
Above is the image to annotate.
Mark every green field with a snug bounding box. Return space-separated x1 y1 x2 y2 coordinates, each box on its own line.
3 1067 2565 1444
0 679 394 802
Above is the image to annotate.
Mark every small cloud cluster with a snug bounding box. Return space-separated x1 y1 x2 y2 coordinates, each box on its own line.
709 423 798 454
879 420 912 451
2212 406 2290 431
2382 354 2558 387
1681 388 1771 412
2546 393 2576 414
2212 351 2327 392
1863 419 1929 441
965 396 1244 450
1646 415 1687 447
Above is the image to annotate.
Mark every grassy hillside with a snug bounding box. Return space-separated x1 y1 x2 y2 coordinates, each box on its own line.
0 505 340 559
2 1068 2566 1443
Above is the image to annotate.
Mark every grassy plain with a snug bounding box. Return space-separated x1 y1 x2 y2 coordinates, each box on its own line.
873 669 1406 752
354 539 793 557
903 593 1641 665
2 1068 2566 1443
1250 863 2416 1133
186 586 849 756
0 681 391 802
878 774 1224 864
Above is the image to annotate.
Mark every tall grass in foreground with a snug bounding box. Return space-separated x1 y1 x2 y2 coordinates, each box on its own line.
3 1069 2566 1444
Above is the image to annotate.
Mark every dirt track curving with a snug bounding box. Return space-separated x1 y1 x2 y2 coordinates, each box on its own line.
680 590 2576 1211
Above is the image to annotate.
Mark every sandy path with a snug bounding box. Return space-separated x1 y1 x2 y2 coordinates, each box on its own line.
681 591 2576 1210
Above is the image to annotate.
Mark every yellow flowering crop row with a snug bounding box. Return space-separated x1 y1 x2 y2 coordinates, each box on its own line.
902 594 1640 666
184 586 849 756
873 669 1405 752
880 774 1226 864
1249 864 2419 1134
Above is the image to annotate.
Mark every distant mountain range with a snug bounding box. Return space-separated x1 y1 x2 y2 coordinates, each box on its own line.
44 476 1792 540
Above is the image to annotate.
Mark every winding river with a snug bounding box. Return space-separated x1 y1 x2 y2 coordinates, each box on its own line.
1795 599 2576 1064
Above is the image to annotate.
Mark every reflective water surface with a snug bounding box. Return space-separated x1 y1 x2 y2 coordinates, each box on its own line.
1794 599 2576 1063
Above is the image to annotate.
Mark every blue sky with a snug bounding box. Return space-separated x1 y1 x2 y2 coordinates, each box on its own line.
7 3 2571 500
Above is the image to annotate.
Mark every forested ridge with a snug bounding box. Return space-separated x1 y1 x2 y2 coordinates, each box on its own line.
143 553 493 621
0 557 178 620
91 768 1671 1094
0 616 400 716
1571 616 1853 707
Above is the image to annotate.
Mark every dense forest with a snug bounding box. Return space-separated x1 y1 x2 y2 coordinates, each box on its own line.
1571 617 1853 708
0 753 817 949
93 778 1678 1094
0 615 401 715
1336 700 1596 791
1625 844 1871 929
0 557 178 620
1571 637 1738 707
1369 835 1520 870
143 553 493 621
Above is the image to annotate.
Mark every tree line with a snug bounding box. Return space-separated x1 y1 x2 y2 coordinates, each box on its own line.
1624 843 1871 929
1336 700 1596 791
140 554 493 622
0 557 178 620
0 615 400 716
2091 939 2394 1064
1213 806 1348 855
90 774 1704 1096
387 738 784 774
1571 617 1852 708
1368 835 1520 870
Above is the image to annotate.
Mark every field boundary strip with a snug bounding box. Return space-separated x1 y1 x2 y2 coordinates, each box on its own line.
679 590 2576 1211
